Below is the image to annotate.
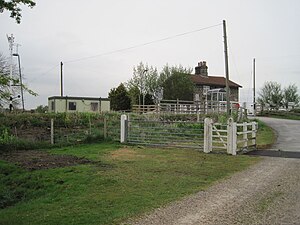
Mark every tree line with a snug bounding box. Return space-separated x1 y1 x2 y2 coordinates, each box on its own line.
108 62 195 111
258 81 299 111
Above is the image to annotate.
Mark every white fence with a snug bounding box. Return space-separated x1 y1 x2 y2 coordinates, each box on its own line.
204 118 257 155
120 115 257 155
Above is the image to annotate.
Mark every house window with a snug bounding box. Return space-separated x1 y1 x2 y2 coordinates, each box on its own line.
91 102 98 111
68 102 76 111
51 101 55 111
203 86 210 95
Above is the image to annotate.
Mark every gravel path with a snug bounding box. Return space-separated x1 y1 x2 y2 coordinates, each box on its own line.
125 157 300 225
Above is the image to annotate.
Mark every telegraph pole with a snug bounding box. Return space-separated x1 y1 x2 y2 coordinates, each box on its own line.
253 58 256 116
223 20 230 116
60 62 63 96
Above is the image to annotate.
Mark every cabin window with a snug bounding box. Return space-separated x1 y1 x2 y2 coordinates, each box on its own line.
51 101 55 111
91 102 98 111
68 102 76 110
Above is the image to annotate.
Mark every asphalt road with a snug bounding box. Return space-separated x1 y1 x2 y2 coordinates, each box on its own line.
257 117 300 152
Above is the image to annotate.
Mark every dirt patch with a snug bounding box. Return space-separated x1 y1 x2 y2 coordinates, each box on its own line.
111 148 146 160
0 150 91 170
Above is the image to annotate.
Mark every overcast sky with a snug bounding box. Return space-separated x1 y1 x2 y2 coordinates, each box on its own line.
1 0 300 109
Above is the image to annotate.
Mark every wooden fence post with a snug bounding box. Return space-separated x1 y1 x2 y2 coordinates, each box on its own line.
232 121 237 155
120 114 128 143
103 117 107 139
227 118 237 155
243 122 248 149
204 118 212 153
51 118 54 145
252 122 256 148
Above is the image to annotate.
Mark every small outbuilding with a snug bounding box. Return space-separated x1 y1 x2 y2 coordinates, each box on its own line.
48 96 110 113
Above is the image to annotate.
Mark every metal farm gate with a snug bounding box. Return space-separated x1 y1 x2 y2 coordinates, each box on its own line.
122 115 204 149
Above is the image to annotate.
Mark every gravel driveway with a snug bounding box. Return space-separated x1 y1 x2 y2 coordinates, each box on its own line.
124 117 300 225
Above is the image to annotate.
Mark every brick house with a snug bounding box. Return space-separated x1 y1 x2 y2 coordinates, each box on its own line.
190 61 242 102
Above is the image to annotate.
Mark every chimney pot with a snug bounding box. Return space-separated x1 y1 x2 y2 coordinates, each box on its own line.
195 61 208 76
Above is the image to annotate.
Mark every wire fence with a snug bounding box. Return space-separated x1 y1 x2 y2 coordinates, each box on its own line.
127 115 205 149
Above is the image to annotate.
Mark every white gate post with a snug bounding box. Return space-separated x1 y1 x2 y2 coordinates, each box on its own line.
252 122 257 147
227 118 237 155
120 114 128 143
204 118 212 153
232 121 237 155
243 122 248 149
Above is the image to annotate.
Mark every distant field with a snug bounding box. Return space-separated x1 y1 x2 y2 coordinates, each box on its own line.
0 142 260 225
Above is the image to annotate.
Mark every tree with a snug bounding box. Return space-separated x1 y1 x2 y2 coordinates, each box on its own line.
283 84 299 109
257 81 283 110
35 105 48 113
158 64 193 87
0 0 36 24
162 72 194 101
108 83 131 111
159 64 194 101
127 62 160 104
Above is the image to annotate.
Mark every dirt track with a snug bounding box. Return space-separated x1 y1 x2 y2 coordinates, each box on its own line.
125 157 300 225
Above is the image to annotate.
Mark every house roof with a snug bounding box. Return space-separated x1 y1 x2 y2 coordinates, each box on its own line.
190 75 242 88
48 96 110 101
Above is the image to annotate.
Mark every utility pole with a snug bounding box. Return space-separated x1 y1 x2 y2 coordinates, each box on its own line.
223 20 231 116
60 62 63 96
253 58 256 116
7 34 14 112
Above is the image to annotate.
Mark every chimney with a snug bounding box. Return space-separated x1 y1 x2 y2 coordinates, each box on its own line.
195 61 208 76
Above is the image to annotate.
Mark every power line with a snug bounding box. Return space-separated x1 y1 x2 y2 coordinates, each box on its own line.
65 23 222 64
28 64 58 82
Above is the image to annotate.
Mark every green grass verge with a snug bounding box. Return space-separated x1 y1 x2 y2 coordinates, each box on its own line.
0 142 260 225
258 111 300 120
256 120 276 149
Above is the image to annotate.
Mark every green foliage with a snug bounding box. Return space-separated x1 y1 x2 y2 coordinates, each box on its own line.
35 105 48 113
163 72 194 100
258 81 283 110
283 84 299 109
127 62 160 104
109 83 131 111
257 82 300 111
0 129 15 144
0 0 36 24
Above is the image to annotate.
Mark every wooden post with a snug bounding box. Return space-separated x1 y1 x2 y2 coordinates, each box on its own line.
252 122 256 147
51 119 54 145
103 117 107 139
243 122 248 149
223 20 231 116
204 118 212 153
120 114 128 143
227 117 237 155
232 122 237 155
89 116 92 135
253 58 256 117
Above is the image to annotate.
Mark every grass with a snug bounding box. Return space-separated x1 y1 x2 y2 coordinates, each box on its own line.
0 142 260 225
259 111 300 120
256 120 276 149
